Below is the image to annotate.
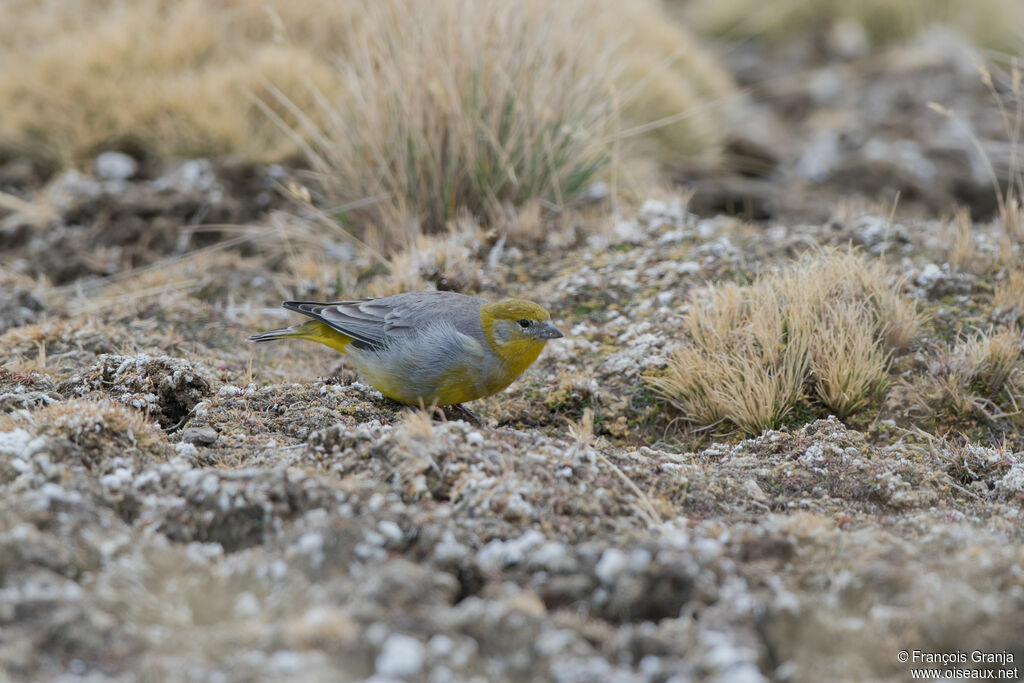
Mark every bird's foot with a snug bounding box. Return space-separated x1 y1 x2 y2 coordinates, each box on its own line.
441 403 481 425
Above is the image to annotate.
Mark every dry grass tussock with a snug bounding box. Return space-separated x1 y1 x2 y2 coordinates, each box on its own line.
906 327 1024 423
0 0 730 232
993 270 1024 325
291 0 731 242
276 0 611 239
649 249 923 435
946 208 984 274
681 0 1024 51
0 0 353 163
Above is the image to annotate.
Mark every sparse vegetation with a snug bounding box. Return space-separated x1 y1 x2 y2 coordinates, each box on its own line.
0 0 730 248
649 249 922 434
908 326 1024 423
6 3 1024 680
993 269 1024 325
681 0 1024 51
930 57 1024 267
0 0 349 163
946 208 983 274
297 0 616 240
295 0 732 242
809 300 891 419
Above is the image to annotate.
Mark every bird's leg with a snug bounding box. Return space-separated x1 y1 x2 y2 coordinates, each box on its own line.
442 403 481 425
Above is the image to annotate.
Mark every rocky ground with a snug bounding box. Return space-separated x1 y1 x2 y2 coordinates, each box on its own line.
2 28 1024 683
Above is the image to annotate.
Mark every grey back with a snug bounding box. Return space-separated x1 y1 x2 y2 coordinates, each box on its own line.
284 292 485 351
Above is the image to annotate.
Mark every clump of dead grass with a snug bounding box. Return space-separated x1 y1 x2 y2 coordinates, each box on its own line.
294 0 619 240
0 0 350 164
992 270 1024 325
649 249 923 435
908 326 1024 423
1 0 731 227
681 0 1024 52
945 208 987 275
970 327 1023 393
929 437 1016 495
810 300 892 420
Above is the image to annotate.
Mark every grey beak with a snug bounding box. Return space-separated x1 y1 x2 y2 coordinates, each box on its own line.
537 321 564 339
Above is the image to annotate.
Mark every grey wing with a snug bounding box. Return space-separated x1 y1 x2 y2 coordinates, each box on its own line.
283 291 484 351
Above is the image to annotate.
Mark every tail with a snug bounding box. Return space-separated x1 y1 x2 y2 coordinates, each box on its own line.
248 320 353 354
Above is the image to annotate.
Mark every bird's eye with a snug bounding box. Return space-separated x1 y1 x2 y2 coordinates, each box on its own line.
517 318 531 329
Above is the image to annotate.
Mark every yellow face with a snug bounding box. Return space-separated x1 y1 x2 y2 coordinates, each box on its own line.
480 299 563 371
483 299 562 342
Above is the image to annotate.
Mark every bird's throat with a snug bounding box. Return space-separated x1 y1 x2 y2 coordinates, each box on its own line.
493 338 546 378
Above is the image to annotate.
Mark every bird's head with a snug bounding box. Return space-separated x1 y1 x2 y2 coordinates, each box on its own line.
480 299 563 368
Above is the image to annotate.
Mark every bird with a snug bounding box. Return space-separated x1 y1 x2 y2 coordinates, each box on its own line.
249 291 563 408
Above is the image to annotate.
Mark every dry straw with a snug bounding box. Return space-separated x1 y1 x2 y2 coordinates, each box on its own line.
649 249 923 435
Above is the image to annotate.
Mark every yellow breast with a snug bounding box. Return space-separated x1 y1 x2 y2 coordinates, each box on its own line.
357 357 532 406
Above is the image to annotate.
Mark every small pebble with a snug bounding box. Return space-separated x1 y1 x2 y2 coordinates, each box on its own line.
95 151 138 181
376 634 425 677
181 427 219 446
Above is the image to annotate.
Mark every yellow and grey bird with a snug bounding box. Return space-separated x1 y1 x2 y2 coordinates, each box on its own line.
249 291 563 406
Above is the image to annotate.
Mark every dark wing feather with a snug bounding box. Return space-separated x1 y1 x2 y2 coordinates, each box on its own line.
283 292 482 351
283 299 384 350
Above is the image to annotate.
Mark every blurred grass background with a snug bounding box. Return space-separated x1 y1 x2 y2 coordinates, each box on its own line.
680 0 1024 51
1 0 1021 247
0 1 729 169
